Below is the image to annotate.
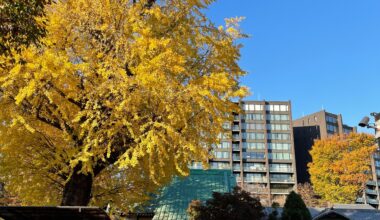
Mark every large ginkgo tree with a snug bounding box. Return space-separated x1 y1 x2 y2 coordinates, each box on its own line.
0 0 247 209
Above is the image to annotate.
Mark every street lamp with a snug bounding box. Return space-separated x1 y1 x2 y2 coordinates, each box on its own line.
359 112 380 145
358 112 380 208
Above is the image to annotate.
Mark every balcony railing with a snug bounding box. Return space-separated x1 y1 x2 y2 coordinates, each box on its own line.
233 115 240 121
269 168 293 173
244 186 269 194
236 177 242 182
244 177 267 183
233 166 241 171
233 156 240 161
233 146 240 151
367 181 377 186
366 189 378 195
271 188 293 194
232 135 240 141
270 178 294 183
244 167 266 172
368 198 379 205
356 198 365 203
232 125 240 131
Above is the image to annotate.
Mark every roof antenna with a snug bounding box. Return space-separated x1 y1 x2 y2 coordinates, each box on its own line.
322 105 324 110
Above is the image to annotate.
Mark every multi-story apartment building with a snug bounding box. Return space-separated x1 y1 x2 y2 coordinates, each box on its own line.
292 110 357 184
208 100 297 206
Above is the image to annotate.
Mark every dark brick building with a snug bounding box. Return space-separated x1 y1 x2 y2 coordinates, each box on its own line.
292 110 356 184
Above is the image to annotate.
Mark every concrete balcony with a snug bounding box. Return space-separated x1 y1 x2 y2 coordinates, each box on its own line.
269 168 293 173
367 181 377 186
232 135 240 141
232 125 240 131
368 198 379 205
244 177 267 183
270 178 295 184
271 188 293 194
366 189 378 195
233 115 240 121
356 198 365 203
244 186 269 194
244 167 266 172
233 156 240 161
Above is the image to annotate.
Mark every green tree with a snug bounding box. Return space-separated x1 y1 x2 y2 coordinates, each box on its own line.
187 187 264 220
0 0 247 209
308 133 376 203
282 191 311 220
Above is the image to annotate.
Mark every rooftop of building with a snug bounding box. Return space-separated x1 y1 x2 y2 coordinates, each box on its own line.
149 169 236 220
293 109 336 121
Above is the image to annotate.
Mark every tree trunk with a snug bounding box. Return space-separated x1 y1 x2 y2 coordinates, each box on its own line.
61 166 93 206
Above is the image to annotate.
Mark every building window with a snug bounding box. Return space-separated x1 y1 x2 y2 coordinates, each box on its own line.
245 173 266 181
270 163 292 172
267 133 291 140
189 162 203 169
213 151 230 159
270 174 293 182
268 143 291 150
266 104 289 112
218 133 229 140
232 133 240 140
233 153 240 161
233 163 241 171
343 127 353 134
210 162 230 169
266 114 289 121
327 124 338 133
243 152 266 160
326 115 337 123
243 132 265 140
267 124 290 131
243 104 264 111
244 113 264 121
244 162 266 171
222 122 231 130
216 142 230 149
243 142 265 150
375 160 380 167
242 123 265 130
268 153 292 160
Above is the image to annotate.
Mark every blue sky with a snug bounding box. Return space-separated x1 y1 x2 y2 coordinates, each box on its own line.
206 0 380 132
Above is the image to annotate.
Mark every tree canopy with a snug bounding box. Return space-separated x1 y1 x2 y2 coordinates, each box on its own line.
0 0 247 209
187 187 264 220
282 191 311 220
0 0 51 54
297 183 326 207
308 133 376 203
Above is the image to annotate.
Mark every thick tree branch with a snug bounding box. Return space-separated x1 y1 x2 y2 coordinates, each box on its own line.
49 82 85 109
